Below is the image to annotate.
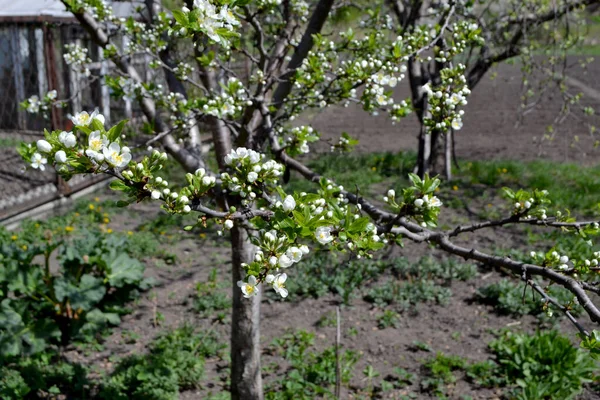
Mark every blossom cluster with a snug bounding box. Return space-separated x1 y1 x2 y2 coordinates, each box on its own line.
279 126 319 156
18 110 134 180
22 90 58 115
63 44 92 77
178 0 240 46
384 174 444 227
220 147 284 206
195 77 250 119
423 65 470 132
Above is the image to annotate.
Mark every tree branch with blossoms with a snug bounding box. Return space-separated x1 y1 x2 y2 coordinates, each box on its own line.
17 1 600 398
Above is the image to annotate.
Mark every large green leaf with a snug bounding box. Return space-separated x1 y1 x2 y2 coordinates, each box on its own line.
54 275 106 312
105 253 145 288
0 299 60 358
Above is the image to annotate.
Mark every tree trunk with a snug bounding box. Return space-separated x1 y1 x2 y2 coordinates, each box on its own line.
230 226 263 400
444 130 453 180
416 127 452 179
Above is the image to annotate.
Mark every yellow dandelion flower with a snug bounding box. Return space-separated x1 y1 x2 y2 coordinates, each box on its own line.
127 231 134 235
22 245 28 251
89 204 95 210
452 185 458 191
103 217 110 224
107 228 113 234
94 197 100 202
371 166 376 171
11 235 17 241
502 168 508 173
65 226 74 232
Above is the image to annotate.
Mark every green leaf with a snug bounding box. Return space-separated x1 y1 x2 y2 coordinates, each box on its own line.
107 120 128 142
502 187 515 200
348 217 370 234
54 274 106 312
89 118 105 133
408 173 422 187
105 253 145 288
116 200 131 207
172 9 187 26
109 180 129 191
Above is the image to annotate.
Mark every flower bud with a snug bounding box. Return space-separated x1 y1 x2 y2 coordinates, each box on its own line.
36 140 52 153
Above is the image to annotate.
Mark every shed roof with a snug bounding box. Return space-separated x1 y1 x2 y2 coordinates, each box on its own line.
0 0 140 23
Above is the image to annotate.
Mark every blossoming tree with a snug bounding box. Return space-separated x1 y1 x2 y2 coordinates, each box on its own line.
18 0 600 398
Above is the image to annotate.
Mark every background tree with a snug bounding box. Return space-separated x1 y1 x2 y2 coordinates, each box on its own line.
384 0 600 178
19 0 600 399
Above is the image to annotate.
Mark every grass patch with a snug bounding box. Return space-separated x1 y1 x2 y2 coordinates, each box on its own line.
288 151 600 218
276 252 476 306
420 352 467 397
265 330 359 400
271 252 392 304
0 353 91 399
470 330 597 399
286 152 416 195
100 325 226 400
194 268 231 322
457 159 600 216
476 278 582 318
364 256 477 312
421 330 596 399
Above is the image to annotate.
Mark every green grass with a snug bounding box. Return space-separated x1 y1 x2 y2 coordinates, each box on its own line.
457 159 600 216
420 352 467 397
364 256 477 312
100 325 226 400
476 278 582 318
485 330 596 399
287 151 600 218
0 137 23 148
265 330 359 400
421 330 596 400
194 268 231 322
285 152 416 195
274 252 476 306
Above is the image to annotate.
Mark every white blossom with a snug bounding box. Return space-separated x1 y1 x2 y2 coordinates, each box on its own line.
279 254 293 268
31 153 47 170
247 171 258 183
70 110 99 127
315 226 334 244
237 275 259 298
272 273 288 298
286 247 303 263
103 142 132 169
